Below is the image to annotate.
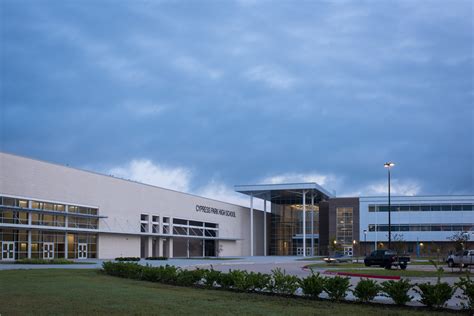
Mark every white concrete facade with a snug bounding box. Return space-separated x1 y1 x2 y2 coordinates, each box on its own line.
360 195 474 243
0 152 266 259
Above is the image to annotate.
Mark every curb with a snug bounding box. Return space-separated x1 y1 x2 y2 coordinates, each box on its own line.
322 270 400 280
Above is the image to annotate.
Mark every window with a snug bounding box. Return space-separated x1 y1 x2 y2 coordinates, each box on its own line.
371 203 474 212
173 226 187 235
463 205 473 211
441 205 451 211
68 205 98 215
163 217 169 223
18 200 28 208
336 207 353 245
205 230 217 237
369 223 474 232
2 197 16 206
189 220 203 227
140 214 149 221
152 216 159 223
152 224 159 234
399 225 409 231
140 223 148 233
173 218 187 225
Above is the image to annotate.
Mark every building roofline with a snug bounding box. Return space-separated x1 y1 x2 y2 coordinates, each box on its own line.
0 151 256 210
235 182 334 199
359 194 474 198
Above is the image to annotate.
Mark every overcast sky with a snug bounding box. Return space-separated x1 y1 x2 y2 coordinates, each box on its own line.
1 0 473 206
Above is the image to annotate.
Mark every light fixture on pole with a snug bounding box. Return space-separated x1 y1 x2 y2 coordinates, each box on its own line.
384 162 395 249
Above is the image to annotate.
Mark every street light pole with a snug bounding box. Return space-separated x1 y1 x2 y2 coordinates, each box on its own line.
384 162 395 250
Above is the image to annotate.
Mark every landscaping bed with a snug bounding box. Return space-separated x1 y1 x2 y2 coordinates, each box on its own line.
0 269 465 315
101 262 473 312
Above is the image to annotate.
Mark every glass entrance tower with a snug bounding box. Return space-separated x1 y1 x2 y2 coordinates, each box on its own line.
235 183 333 257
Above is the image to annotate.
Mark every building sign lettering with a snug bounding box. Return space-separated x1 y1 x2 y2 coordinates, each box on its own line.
196 205 236 218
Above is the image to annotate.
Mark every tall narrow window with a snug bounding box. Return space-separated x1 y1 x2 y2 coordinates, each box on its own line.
336 207 353 246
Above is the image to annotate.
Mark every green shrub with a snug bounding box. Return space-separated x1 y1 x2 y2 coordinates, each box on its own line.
115 257 140 262
381 279 413 305
244 272 271 292
269 268 300 295
353 279 381 303
145 256 168 260
176 269 204 286
141 265 163 282
414 282 455 308
299 271 325 298
102 261 143 279
157 265 179 284
324 276 350 301
219 270 238 289
202 268 222 289
455 275 474 310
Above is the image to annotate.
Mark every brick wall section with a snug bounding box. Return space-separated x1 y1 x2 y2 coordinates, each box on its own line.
319 201 329 255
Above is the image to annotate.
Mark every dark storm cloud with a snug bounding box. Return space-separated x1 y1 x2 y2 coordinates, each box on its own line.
1 0 472 197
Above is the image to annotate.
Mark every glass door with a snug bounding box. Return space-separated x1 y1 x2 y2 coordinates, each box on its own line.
344 246 353 257
78 243 87 259
2 242 15 261
43 242 54 259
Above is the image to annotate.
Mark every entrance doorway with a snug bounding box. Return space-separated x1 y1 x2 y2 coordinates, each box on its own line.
2 242 15 260
296 247 312 256
78 243 87 259
43 242 54 259
344 246 353 257
204 240 215 257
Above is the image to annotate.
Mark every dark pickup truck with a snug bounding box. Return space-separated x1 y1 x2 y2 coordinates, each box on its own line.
364 249 411 270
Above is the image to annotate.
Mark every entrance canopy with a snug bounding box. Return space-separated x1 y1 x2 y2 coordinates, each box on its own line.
235 183 334 203
234 183 334 257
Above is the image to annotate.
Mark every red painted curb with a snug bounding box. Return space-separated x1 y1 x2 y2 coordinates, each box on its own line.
323 270 400 280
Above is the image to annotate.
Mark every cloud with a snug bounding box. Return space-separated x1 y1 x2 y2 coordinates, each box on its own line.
106 159 267 209
196 180 265 209
261 172 340 190
347 179 422 197
244 65 297 89
173 56 222 80
108 159 192 192
121 101 166 117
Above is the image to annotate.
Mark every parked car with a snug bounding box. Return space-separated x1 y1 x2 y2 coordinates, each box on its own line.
364 249 410 270
446 250 474 268
323 252 352 263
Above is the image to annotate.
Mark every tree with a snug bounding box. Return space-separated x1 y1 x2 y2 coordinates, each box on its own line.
447 232 470 272
447 231 470 252
391 233 406 255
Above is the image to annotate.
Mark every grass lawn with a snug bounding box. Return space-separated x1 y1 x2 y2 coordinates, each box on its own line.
0 269 459 316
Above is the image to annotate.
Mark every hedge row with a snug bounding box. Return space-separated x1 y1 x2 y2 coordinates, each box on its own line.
102 262 474 310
